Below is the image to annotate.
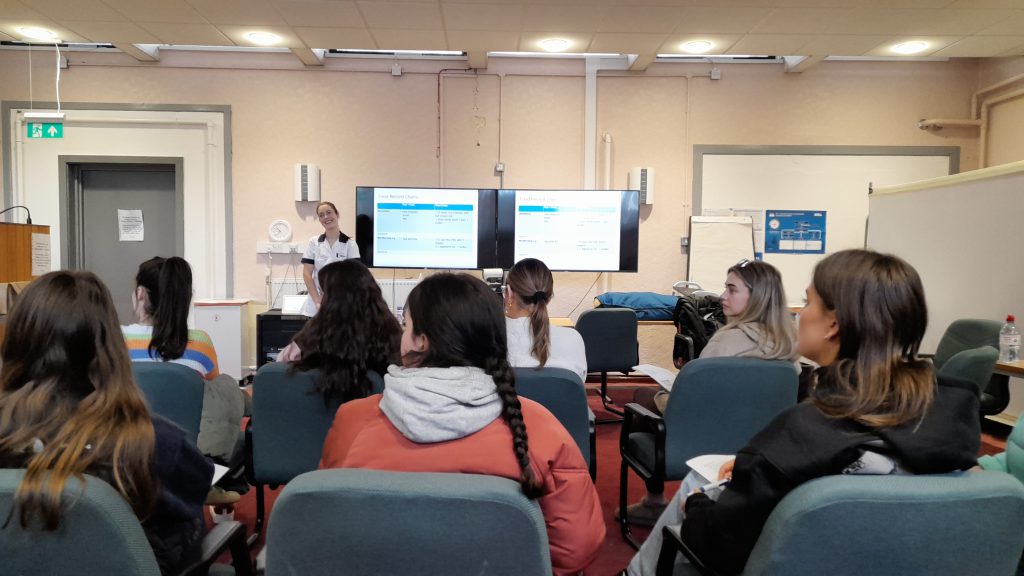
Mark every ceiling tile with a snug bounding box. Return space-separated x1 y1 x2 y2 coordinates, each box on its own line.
854 0 956 7
1 1 47 19
294 26 375 48
446 29 518 51
932 34 1024 55
358 2 443 30
137 22 233 45
727 33 813 54
899 9 1014 35
825 8 927 34
0 30 11 40
751 7 853 34
863 35 961 56
371 27 447 50
589 32 666 53
658 33 742 54
27 0 125 22
598 6 686 34
101 0 205 24
0 19 87 42
272 1 363 27
974 10 1024 34
184 0 287 26
519 30 594 53
59 20 161 42
675 6 774 34
441 3 523 32
797 34 890 55
775 0 847 5
688 0 782 6
521 4 609 32
945 0 1024 7
217 24 306 47
997 40 1024 55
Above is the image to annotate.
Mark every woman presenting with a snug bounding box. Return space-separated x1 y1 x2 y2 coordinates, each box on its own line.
301 201 360 317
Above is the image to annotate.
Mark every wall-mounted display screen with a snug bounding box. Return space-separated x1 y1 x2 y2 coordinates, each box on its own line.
497 189 640 272
355 187 498 269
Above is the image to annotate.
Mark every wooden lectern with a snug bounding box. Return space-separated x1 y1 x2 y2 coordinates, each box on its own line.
0 222 50 344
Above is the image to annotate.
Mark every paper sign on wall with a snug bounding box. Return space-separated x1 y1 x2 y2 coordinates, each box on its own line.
118 209 145 242
765 210 826 254
31 233 50 276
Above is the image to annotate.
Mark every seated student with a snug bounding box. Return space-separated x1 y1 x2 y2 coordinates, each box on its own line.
319 273 605 575
0 271 213 575
504 258 588 383
122 257 244 497
276 259 401 403
627 249 981 576
625 259 799 525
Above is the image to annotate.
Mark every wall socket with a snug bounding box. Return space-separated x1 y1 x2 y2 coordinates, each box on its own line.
257 242 300 254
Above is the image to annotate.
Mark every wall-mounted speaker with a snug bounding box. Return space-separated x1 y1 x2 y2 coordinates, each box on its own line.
629 167 654 205
295 163 321 202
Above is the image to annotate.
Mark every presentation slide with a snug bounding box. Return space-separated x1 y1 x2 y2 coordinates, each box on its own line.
513 190 622 271
372 188 479 269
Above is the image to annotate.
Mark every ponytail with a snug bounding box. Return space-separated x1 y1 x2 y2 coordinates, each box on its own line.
486 356 543 499
138 257 193 361
507 258 554 368
526 292 551 367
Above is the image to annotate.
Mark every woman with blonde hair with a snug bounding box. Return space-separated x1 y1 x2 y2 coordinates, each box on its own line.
0 271 212 574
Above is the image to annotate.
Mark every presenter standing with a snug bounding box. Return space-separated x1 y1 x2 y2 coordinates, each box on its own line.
301 201 360 316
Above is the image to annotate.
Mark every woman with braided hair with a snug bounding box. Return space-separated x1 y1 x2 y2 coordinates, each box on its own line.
319 272 605 575
505 258 588 383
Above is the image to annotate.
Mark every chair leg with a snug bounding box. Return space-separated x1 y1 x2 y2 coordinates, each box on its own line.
620 457 641 549
248 484 264 547
597 372 624 424
656 525 682 576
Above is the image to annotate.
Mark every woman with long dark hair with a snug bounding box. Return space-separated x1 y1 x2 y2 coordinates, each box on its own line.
319 273 605 575
0 271 212 574
277 259 400 404
628 250 980 575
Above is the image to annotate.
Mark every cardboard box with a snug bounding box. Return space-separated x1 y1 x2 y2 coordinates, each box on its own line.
0 281 31 315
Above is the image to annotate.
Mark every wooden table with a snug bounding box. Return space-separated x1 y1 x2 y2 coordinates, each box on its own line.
994 360 1024 378
987 360 1024 426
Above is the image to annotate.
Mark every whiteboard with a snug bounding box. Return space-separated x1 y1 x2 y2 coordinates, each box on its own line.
688 216 755 292
695 146 955 306
867 160 1024 353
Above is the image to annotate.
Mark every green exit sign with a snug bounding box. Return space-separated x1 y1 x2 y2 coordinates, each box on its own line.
27 122 63 139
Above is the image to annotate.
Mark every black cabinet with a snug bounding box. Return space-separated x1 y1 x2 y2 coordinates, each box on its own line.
256 310 309 367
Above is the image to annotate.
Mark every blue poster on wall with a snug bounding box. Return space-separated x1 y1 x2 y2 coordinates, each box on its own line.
765 210 827 254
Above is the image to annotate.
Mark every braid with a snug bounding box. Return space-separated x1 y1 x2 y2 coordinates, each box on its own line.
486 356 543 499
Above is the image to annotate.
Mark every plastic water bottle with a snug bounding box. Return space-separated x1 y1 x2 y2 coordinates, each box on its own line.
1000 315 1021 363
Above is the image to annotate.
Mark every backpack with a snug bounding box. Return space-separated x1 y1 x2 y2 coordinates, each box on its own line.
672 293 725 368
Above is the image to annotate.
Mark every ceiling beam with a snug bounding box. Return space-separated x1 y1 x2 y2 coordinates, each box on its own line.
116 43 159 62
291 47 325 66
467 51 488 70
784 55 825 74
629 53 655 71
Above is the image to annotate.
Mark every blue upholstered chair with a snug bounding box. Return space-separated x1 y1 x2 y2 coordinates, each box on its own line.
133 362 205 446
932 319 1008 416
657 471 1024 576
0 469 252 576
514 367 596 479
265 469 552 576
620 357 799 547
575 307 639 417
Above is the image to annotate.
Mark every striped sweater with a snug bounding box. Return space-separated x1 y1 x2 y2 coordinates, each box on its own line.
122 323 220 380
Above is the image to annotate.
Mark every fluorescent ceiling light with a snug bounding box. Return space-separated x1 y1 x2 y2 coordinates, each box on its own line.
17 27 58 41
680 40 714 54
24 111 65 121
538 38 572 53
891 41 929 55
490 51 619 58
244 31 281 46
332 49 464 56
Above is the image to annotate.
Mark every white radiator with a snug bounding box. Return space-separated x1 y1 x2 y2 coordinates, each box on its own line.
267 277 419 317
268 278 306 309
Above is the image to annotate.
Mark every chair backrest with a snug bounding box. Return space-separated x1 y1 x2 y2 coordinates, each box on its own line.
249 362 342 486
938 346 999 393
513 367 590 467
265 469 553 576
575 308 639 374
663 357 798 478
743 472 1024 576
0 469 161 575
933 319 1002 369
132 362 205 446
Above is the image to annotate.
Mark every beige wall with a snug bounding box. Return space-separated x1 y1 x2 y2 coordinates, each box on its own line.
978 57 1024 168
0 51 1000 367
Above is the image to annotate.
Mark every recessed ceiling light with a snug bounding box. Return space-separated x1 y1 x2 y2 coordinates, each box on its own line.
245 31 281 46
538 38 572 53
891 41 929 55
680 40 714 54
17 27 58 41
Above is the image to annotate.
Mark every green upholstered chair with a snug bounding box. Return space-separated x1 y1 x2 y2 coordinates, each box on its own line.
575 307 639 418
932 319 1008 416
265 469 552 576
133 362 205 446
514 366 596 479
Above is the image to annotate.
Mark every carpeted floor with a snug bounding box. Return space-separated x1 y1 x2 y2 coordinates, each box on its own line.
211 377 1014 575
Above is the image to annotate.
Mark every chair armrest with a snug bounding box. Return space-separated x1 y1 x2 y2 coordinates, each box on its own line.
180 520 254 576
656 524 722 576
620 402 667 477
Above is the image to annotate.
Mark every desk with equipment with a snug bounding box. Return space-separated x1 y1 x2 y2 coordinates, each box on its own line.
256 310 309 367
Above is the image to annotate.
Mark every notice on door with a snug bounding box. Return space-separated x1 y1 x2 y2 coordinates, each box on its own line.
118 209 145 242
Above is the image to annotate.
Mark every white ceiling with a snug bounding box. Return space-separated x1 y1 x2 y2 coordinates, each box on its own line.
1 0 1023 64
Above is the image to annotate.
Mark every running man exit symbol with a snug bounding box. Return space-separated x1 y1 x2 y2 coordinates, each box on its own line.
27 122 63 138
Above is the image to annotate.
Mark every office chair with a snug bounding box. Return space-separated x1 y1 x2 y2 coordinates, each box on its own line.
0 469 252 576
133 362 205 446
932 319 1009 416
575 307 639 419
620 357 798 548
265 469 552 576
657 471 1024 576
513 367 597 479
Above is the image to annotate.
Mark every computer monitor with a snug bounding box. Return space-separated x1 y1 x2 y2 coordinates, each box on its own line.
496 189 640 272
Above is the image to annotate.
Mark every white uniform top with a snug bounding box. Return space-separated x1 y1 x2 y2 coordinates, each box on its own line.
505 316 588 384
299 232 360 316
